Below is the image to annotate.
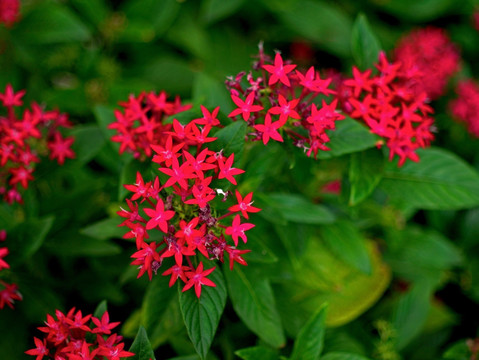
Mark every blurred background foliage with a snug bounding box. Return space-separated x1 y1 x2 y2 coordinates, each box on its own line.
2 0 479 359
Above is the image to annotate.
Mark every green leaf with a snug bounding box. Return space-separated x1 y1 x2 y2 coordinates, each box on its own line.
379 147 479 210
351 14 381 70
224 266 285 348
69 0 110 27
129 326 157 360
276 239 390 334
142 271 177 335
45 234 121 256
193 72 233 114
8 216 54 266
93 300 108 319
386 226 463 283
379 0 456 22
258 193 335 225
200 0 246 24
179 266 227 359
442 339 471 360
235 346 279 360
320 353 373 360
320 221 372 274
316 117 378 159
14 2 91 44
121 0 181 39
80 217 125 240
349 149 384 206
392 280 435 350
210 121 247 158
69 125 107 164
262 0 352 56
135 56 195 95
290 303 328 360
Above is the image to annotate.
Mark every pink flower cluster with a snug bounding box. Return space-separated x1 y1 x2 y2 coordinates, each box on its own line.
117 100 260 298
108 90 192 160
25 308 134 360
0 0 20 27
0 229 22 310
226 45 345 158
393 27 460 100
339 53 435 166
0 84 75 204
450 80 479 137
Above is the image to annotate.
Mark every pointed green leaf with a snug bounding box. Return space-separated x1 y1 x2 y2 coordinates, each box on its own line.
142 270 177 335
262 0 352 56
290 303 328 360
320 221 372 274
235 346 279 360
351 14 381 70
442 340 471 360
193 72 233 114
349 149 384 206
80 217 125 240
179 267 227 359
200 0 246 24
320 353 372 360
224 266 285 348
392 280 435 349
276 239 390 335
8 216 54 266
69 125 107 164
93 300 108 319
258 193 335 225
14 3 91 43
316 118 378 159
210 121 247 159
129 326 157 360
386 226 463 283
380 147 479 210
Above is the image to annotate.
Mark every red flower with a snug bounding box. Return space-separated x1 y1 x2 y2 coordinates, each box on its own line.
163 264 189 287
228 190 261 219
218 153 244 185
47 132 75 165
262 52 296 87
0 84 24 107
225 214 255 246
182 262 216 298
25 337 49 360
228 91 264 121
0 247 10 270
254 112 284 145
91 311 121 335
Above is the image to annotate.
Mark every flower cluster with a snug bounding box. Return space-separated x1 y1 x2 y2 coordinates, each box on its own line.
108 90 193 160
393 27 460 100
449 80 479 137
25 308 134 360
0 230 22 310
0 0 20 27
339 52 435 166
0 84 75 204
226 45 345 158
117 103 259 298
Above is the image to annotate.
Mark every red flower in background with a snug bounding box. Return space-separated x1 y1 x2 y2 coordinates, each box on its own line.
450 79 479 137
0 84 75 204
0 0 20 27
25 308 134 360
339 52 435 166
108 90 192 159
393 27 460 100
